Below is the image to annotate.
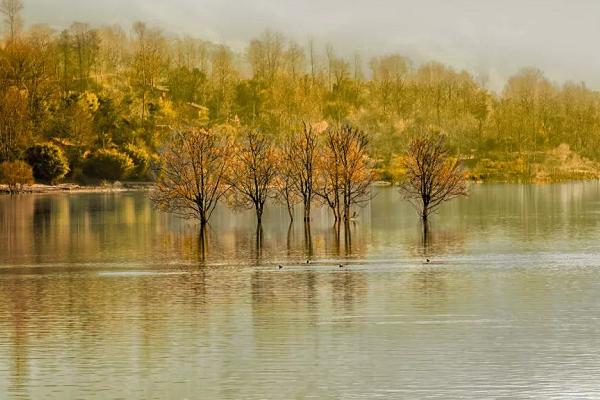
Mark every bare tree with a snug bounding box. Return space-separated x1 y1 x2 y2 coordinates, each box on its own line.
130 21 165 123
273 157 300 222
0 0 23 42
315 136 342 222
151 127 232 228
316 124 374 222
282 121 324 222
399 135 467 226
247 30 284 83
227 129 278 225
335 124 374 221
70 22 100 89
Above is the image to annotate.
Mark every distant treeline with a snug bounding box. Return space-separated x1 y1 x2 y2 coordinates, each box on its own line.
1 0 599 183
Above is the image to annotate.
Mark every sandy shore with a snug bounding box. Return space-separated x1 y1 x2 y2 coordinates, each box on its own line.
0 182 153 195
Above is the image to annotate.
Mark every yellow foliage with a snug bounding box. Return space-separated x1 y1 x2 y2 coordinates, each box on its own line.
388 154 407 182
79 91 99 113
0 161 34 194
158 97 176 120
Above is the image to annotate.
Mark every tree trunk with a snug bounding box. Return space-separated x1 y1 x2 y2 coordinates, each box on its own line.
198 224 208 262
255 224 264 257
286 196 294 222
421 198 430 224
199 209 208 229
304 222 313 258
343 196 350 221
421 218 430 251
303 198 311 222
344 220 352 255
343 186 351 221
256 204 264 226
334 192 341 222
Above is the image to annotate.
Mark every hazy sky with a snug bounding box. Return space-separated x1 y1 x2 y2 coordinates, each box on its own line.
22 0 600 91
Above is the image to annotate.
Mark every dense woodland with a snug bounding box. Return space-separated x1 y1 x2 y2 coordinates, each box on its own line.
2 0 600 186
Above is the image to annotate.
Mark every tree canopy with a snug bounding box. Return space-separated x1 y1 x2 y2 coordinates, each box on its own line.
1 5 600 184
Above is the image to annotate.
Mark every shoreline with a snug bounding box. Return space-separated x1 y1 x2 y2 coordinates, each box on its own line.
0 182 153 195
3 178 599 196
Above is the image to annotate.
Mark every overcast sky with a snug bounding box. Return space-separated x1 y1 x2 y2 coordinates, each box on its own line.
22 0 600 91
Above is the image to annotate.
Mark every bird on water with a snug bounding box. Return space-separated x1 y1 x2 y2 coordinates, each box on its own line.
278 265 283 269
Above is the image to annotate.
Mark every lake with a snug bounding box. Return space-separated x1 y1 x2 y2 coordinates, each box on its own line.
1 182 600 399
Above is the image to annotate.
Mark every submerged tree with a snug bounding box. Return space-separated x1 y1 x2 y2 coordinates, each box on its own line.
333 124 374 221
273 156 300 222
227 129 278 225
315 138 342 222
399 135 467 227
316 124 374 222
282 121 324 222
151 127 232 228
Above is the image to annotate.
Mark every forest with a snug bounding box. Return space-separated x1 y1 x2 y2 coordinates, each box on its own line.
1 0 600 188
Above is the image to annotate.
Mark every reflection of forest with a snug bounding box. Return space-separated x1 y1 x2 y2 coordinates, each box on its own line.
2 184 600 267
2 184 600 397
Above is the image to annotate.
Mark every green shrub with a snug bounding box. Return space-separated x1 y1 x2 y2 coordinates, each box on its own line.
83 149 133 181
0 160 34 194
122 143 150 180
25 143 70 184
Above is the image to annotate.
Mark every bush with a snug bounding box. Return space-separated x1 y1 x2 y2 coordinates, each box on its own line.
25 143 70 184
83 149 133 181
122 143 150 180
0 160 34 194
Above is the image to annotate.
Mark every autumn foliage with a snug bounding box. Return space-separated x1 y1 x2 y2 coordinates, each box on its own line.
151 127 232 226
152 122 375 226
399 135 467 223
227 129 278 224
0 160 33 194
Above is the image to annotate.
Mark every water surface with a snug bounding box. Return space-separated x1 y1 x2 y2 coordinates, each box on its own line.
1 183 600 399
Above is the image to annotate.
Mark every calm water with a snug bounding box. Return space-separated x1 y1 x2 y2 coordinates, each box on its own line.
1 183 600 399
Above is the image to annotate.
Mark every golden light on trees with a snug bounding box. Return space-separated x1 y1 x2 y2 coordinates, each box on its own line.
282 121 323 222
0 2 598 194
0 159 33 194
273 158 300 222
316 124 374 222
399 135 467 225
227 129 278 225
151 127 232 227
130 21 166 123
0 86 29 162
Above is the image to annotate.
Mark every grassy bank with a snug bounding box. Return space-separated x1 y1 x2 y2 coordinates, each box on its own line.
464 145 600 183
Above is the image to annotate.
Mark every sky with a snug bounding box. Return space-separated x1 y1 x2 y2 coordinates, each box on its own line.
21 0 600 91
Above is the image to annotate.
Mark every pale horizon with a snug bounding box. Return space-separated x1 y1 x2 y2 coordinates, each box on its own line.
21 0 600 92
